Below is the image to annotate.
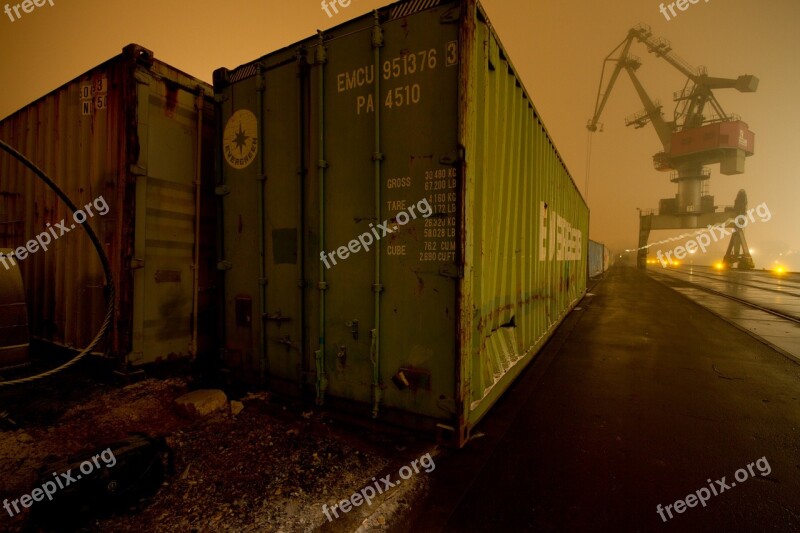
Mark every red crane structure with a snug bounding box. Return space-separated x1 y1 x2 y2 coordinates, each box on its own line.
587 24 758 268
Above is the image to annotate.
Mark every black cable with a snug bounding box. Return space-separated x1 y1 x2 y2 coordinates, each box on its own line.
0 139 114 387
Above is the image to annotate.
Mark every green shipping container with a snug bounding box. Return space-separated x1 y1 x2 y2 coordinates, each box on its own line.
214 0 588 445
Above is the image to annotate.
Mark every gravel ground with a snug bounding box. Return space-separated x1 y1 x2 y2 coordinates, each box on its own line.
0 375 434 532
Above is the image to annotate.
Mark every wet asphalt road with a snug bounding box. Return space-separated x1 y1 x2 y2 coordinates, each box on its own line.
407 266 800 532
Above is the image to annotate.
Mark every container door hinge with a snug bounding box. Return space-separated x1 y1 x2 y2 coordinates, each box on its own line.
372 152 384 162
264 312 291 323
130 258 145 270
215 184 231 196
439 152 462 166
217 260 233 271
274 335 295 352
345 319 359 340
438 265 463 279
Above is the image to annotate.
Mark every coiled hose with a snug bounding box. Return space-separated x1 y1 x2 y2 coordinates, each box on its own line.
0 139 114 387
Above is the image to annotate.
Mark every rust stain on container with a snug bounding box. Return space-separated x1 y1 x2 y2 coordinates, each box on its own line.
164 79 180 118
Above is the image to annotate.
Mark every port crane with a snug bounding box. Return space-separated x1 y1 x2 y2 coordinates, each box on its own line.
587 24 758 268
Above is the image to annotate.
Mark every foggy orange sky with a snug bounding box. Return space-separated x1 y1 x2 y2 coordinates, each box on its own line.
1 0 798 269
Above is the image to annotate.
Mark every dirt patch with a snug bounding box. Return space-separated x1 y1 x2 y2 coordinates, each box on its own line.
0 378 189 531
0 377 432 532
96 400 392 532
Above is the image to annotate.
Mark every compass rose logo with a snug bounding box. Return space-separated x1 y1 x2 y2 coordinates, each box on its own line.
223 109 258 170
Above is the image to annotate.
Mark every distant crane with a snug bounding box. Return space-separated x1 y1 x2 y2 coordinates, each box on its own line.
587 24 758 268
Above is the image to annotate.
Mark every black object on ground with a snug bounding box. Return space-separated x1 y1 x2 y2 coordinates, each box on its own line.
29 433 172 530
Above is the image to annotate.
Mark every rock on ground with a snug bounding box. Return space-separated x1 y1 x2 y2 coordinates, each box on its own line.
174 389 228 418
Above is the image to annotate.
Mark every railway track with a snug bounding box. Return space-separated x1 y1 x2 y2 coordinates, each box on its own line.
654 266 800 323
669 265 800 297
648 266 800 362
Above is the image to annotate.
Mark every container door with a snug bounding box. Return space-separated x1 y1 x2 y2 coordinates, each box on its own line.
319 3 461 418
217 64 305 389
260 64 304 387
130 82 200 364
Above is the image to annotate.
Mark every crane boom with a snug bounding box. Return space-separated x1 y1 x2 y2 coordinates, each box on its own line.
587 27 673 143
587 37 634 132
587 23 758 140
625 67 673 148
628 24 698 80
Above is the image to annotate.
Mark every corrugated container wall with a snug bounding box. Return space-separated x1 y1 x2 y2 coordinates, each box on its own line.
214 0 588 445
0 45 218 366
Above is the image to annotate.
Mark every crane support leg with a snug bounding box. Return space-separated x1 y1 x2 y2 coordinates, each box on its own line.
722 228 755 270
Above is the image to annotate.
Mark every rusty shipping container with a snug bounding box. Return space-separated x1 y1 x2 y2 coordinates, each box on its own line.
214 0 588 445
0 45 218 366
